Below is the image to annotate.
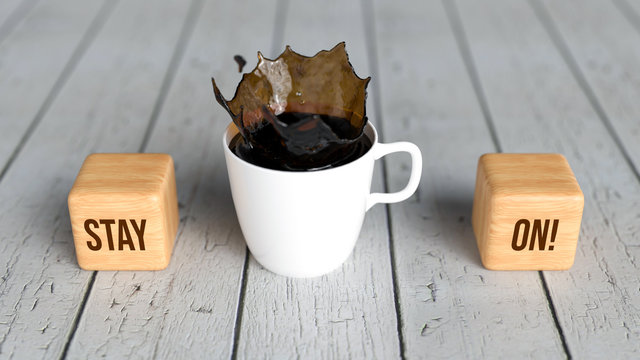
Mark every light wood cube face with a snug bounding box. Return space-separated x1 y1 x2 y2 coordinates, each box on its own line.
68 154 179 270
472 154 584 270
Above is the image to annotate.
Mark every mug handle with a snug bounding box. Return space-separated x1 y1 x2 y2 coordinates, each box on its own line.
366 142 422 211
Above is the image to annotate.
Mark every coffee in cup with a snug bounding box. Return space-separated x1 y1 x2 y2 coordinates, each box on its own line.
213 43 422 277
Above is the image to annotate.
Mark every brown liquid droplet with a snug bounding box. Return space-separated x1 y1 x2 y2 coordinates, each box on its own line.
233 55 246 72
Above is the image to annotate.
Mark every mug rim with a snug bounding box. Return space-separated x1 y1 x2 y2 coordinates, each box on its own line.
223 122 379 174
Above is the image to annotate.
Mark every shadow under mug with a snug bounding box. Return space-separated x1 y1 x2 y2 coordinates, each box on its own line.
223 122 422 277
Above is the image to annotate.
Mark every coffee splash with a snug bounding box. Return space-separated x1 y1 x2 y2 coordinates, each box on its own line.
212 42 371 170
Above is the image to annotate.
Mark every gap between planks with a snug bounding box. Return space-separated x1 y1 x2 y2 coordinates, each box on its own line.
528 0 640 185
443 0 572 359
270 0 289 58
57 0 206 357
361 0 406 358
0 0 41 46
59 272 97 360
0 0 116 185
442 0 503 153
138 0 207 153
229 1 289 357
230 249 250 360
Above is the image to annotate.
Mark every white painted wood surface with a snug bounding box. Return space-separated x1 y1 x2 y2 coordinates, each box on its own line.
372 0 563 358
541 0 640 173
1 0 639 358
0 0 190 357
67 1 277 358
0 0 105 172
457 0 640 357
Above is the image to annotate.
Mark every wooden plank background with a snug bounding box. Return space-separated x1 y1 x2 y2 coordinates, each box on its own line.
0 0 639 358
373 1 564 358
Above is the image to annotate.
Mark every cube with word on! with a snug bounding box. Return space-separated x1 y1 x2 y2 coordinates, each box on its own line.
68 153 179 270
471 153 584 270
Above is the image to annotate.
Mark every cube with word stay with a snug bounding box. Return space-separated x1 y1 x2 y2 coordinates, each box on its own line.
471 153 584 270
68 153 179 270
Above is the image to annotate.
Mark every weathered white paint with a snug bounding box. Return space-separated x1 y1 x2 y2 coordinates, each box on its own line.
0 0 639 358
235 1 401 358
0 0 192 358
0 0 104 170
371 0 565 358
458 0 640 357
66 0 278 358
542 0 640 173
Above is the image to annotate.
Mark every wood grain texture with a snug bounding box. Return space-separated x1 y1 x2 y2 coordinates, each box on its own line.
66 0 278 358
472 153 584 270
0 0 104 172
371 0 565 358
457 0 640 356
235 1 401 359
68 154 179 270
0 0 192 358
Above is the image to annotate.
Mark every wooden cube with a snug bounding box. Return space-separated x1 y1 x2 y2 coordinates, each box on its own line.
68 154 179 270
471 153 584 270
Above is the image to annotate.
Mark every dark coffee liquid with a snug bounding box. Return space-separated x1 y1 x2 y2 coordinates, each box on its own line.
229 112 372 171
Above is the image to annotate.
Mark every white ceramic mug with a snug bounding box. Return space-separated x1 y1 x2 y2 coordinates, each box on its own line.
223 122 422 277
